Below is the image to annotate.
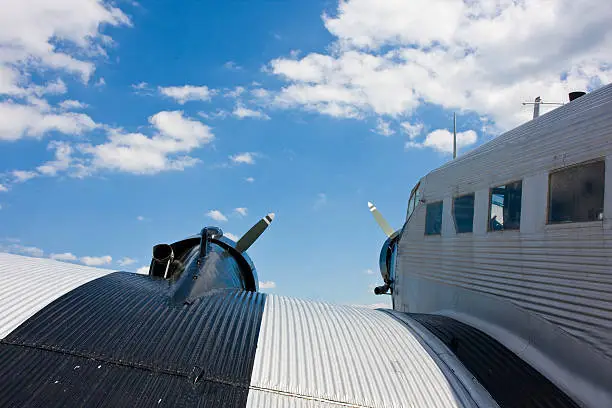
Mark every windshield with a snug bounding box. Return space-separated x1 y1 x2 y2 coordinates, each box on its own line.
407 182 421 220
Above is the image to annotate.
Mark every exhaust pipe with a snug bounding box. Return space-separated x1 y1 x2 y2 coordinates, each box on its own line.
150 244 174 279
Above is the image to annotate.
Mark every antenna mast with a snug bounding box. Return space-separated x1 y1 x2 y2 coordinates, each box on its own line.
522 96 563 119
453 112 457 159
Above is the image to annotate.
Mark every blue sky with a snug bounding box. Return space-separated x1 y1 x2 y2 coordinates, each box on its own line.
1 0 610 307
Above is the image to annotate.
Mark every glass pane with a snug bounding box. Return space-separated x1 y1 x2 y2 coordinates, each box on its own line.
549 161 605 223
453 194 475 233
425 201 443 235
489 181 522 231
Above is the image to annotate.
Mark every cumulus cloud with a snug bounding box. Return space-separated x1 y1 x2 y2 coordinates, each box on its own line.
405 129 478 155
351 303 390 309
15 245 44 257
264 0 612 131
0 0 129 144
232 105 270 120
58 100 88 111
118 257 136 266
136 265 149 274
230 152 256 165
234 207 248 217
80 255 112 266
225 86 245 98
207 209 228 222
401 121 424 140
224 61 243 71
136 215 145 221
159 85 214 104
0 0 130 84
83 111 214 174
372 118 394 136
0 243 45 257
36 141 77 177
12 170 38 183
0 101 98 141
259 281 277 289
0 184 8 192
224 232 239 241
245 177 255 183
50 252 78 262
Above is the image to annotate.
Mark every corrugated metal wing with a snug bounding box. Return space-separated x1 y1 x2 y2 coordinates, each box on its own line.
0 252 113 338
247 295 478 408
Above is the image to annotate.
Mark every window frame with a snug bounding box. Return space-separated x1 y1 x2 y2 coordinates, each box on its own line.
546 158 606 225
488 180 523 232
424 200 443 236
452 193 475 234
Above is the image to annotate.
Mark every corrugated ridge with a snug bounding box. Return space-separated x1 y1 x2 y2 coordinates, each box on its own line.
248 295 473 408
408 314 580 408
0 252 113 338
0 272 266 407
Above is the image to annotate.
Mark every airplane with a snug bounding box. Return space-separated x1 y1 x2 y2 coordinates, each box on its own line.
0 211 582 407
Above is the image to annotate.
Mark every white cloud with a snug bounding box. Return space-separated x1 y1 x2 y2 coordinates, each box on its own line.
251 88 270 99
0 0 130 85
1 243 45 258
234 207 248 217
83 111 214 174
136 215 145 221
314 193 327 210
36 141 76 177
245 177 255 183
58 100 88 111
207 209 228 222
19 246 44 257
372 118 394 136
225 86 245 98
0 101 98 141
0 184 7 192
159 85 214 104
406 129 478 155
132 82 149 90
136 265 149 274
0 0 129 148
12 170 38 183
224 61 243 71
364 268 374 275
264 0 612 131
259 281 276 289
118 257 136 266
351 303 390 309
50 252 77 262
230 152 256 165
80 255 112 266
401 121 424 140
224 232 239 241
232 105 270 120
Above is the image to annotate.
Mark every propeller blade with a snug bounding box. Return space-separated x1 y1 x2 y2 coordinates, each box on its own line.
368 201 394 238
235 213 275 253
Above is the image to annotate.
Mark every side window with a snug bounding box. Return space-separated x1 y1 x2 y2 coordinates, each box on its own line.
548 160 605 223
489 181 522 231
453 194 475 233
425 201 443 235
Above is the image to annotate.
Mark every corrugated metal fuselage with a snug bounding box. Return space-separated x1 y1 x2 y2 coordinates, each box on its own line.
393 84 612 408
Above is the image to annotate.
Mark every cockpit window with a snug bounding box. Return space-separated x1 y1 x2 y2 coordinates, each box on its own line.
407 182 421 219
